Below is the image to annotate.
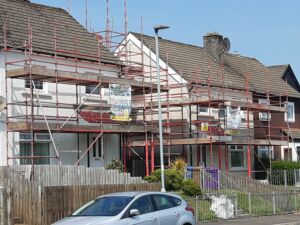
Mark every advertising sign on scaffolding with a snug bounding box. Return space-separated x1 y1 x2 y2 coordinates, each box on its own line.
225 106 242 134
109 84 132 121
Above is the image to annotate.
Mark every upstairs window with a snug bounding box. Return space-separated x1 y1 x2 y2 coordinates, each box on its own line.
25 80 44 90
258 99 271 121
285 102 295 123
86 85 100 95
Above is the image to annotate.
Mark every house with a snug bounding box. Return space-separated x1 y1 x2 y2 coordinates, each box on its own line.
116 32 300 178
0 0 157 169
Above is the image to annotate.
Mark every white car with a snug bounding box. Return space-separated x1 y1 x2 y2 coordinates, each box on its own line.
52 191 195 225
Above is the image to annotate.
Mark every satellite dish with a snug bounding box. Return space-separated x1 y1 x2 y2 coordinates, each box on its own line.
0 96 6 112
222 37 231 52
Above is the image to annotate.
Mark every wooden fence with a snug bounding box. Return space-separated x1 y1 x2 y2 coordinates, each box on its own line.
0 166 160 225
43 183 160 224
10 165 145 186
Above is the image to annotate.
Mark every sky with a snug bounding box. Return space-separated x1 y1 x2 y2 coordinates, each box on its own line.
31 0 300 81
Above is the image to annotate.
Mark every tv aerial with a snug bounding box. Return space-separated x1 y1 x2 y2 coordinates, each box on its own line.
222 37 231 52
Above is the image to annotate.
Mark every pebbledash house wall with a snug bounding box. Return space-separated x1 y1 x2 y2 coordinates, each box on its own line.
0 51 120 167
118 33 255 176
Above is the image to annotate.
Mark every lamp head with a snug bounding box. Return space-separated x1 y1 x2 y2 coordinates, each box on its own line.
154 25 170 33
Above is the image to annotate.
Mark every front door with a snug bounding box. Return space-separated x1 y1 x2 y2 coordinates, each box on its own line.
89 134 104 168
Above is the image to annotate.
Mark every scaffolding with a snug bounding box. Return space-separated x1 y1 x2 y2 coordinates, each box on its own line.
1 0 291 179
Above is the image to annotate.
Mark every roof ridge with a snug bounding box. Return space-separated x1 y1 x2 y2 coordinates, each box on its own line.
9 0 66 12
130 31 202 49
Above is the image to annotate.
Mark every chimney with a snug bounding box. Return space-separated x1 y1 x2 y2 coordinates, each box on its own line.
203 32 224 61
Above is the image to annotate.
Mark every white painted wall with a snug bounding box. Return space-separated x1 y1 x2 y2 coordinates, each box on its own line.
0 51 121 167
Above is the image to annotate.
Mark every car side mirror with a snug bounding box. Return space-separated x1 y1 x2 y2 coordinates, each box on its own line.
129 209 140 217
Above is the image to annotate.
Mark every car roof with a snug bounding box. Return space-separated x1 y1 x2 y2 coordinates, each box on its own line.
100 191 182 199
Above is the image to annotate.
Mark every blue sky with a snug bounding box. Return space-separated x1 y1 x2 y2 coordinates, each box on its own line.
32 0 300 81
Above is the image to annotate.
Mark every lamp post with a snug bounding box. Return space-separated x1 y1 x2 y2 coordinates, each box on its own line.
154 25 169 192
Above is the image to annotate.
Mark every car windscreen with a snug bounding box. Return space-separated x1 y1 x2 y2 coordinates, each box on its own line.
72 196 133 217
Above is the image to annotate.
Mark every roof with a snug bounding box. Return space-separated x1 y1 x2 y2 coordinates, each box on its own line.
0 0 119 64
131 32 300 98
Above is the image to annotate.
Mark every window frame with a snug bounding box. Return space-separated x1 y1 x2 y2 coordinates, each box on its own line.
229 145 247 170
85 85 100 95
285 102 295 123
122 195 154 219
25 80 44 91
150 194 179 212
257 146 274 160
258 99 271 121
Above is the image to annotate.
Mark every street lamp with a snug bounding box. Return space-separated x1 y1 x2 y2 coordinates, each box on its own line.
154 24 169 192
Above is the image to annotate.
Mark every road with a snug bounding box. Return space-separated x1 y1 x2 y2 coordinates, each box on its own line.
204 214 300 225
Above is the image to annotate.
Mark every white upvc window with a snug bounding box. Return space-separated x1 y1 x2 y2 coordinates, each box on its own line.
198 106 209 116
229 145 247 170
285 102 295 123
257 146 274 160
258 99 271 121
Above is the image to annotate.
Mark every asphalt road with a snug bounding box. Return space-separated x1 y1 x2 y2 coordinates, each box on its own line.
203 214 300 225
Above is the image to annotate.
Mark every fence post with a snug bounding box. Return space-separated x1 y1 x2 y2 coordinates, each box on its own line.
248 192 252 215
218 170 221 191
234 195 238 218
284 170 287 187
294 170 297 187
294 190 297 212
195 196 199 222
272 191 276 215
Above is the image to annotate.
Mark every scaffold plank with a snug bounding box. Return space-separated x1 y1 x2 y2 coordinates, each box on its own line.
229 138 287 146
224 101 286 112
7 121 158 133
6 66 167 92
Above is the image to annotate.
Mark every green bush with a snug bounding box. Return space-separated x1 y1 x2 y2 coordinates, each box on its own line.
143 175 159 183
181 179 202 197
269 161 300 185
271 161 300 170
149 169 184 191
106 159 124 172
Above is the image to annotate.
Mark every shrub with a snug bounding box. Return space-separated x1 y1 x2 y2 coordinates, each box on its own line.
271 161 300 170
269 161 300 186
181 179 202 197
106 159 124 172
150 169 184 191
143 175 159 183
170 158 186 173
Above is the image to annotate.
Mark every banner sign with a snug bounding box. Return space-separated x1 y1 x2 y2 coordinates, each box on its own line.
109 84 132 121
226 106 242 130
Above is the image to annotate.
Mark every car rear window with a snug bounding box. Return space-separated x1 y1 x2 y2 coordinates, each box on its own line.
170 196 182 206
72 196 133 217
152 195 180 211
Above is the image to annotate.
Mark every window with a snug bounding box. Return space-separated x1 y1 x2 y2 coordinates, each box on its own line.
86 85 100 95
229 145 246 169
25 80 44 90
20 143 50 165
72 196 133 217
257 146 274 160
198 107 209 115
258 99 271 121
285 102 295 123
297 147 300 162
152 195 176 211
128 196 152 215
19 133 51 165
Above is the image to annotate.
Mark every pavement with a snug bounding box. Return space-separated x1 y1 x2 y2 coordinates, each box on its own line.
203 214 300 225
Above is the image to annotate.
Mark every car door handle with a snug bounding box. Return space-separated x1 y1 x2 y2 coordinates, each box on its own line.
150 217 158 221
